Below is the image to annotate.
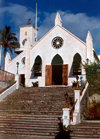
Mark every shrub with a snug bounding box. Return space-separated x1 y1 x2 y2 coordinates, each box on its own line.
84 62 100 96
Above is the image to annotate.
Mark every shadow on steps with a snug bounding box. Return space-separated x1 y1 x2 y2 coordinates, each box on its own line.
55 118 70 139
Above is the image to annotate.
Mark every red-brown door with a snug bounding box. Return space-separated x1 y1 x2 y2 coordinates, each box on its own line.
45 65 52 86
62 64 68 85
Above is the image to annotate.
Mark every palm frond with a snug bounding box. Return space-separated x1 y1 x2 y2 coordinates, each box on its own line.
0 25 19 69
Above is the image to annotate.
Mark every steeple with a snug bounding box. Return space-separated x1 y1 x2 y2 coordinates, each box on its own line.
86 31 93 43
86 31 93 63
55 12 62 26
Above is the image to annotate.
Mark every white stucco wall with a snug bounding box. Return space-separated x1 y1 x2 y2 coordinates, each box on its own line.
29 26 87 86
6 24 97 87
7 52 25 75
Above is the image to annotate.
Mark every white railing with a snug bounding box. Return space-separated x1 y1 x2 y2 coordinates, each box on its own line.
62 82 88 127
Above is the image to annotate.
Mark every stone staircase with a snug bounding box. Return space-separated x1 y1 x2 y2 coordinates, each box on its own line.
0 87 74 139
69 121 100 139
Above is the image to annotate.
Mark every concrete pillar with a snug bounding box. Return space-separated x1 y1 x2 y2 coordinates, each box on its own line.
74 90 80 112
73 90 81 124
25 38 31 87
62 108 70 128
15 74 19 89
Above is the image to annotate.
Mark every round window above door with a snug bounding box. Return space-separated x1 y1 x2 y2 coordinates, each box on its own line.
52 36 63 49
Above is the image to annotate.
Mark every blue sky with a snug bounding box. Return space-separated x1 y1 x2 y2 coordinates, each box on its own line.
1 0 100 55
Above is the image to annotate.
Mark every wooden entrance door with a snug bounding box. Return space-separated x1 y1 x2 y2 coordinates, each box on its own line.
45 65 52 86
46 64 68 86
62 64 68 85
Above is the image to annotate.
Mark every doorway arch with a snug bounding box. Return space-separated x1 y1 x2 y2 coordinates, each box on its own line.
51 54 63 85
51 54 63 65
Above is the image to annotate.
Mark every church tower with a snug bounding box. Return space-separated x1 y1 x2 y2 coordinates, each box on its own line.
15 1 38 54
15 25 38 54
20 24 37 48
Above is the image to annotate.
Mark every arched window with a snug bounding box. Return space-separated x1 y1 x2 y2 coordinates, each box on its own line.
72 53 82 75
33 56 42 77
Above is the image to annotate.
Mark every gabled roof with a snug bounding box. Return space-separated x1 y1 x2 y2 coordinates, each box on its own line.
31 24 86 52
60 25 86 45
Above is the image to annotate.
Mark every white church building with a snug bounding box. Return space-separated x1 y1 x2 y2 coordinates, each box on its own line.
5 12 99 87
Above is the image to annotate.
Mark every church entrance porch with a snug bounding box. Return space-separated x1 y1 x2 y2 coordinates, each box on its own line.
52 65 62 85
45 54 68 86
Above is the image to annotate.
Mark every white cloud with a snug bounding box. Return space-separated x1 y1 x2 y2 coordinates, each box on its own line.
0 3 100 54
0 3 36 26
38 11 100 54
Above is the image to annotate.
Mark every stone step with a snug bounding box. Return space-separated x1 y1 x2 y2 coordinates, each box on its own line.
0 115 61 120
0 119 60 124
0 104 65 108
71 137 98 139
0 123 59 128
0 86 74 138
70 130 100 134
0 130 58 136
70 134 100 138
0 114 61 118
0 117 60 121
0 111 62 114
0 134 55 139
70 125 100 129
0 126 59 131
69 121 100 138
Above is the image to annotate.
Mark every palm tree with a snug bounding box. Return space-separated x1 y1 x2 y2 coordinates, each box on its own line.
0 25 19 70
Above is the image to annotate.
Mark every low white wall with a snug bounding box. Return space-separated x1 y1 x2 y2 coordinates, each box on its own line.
72 82 88 125
30 76 45 87
62 82 88 127
0 82 17 101
68 74 86 86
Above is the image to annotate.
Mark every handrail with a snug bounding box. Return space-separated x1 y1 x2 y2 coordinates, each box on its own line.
80 81 87 96
69 81 88 125
70 99 78 121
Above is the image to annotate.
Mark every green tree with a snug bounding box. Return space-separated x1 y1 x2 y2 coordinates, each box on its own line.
84 62 100 96
0 25 19 70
